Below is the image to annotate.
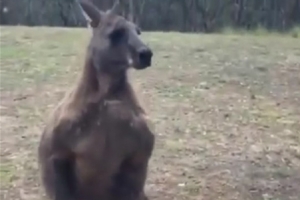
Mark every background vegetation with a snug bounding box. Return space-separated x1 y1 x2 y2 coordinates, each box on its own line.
1 0 300 32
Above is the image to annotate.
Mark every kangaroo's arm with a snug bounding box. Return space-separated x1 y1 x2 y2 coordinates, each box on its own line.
44 119 78 200
50 153 76 200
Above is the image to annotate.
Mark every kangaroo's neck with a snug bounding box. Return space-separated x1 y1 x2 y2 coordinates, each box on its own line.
54 53 143 124
71 54 133 105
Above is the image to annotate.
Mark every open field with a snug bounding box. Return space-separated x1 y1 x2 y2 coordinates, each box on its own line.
1 26 300 200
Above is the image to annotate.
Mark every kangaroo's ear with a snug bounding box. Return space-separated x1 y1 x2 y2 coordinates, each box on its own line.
109 0 121 15
78 1 103 28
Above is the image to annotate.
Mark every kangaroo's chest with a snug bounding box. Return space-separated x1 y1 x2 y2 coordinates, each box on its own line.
73 99 153 178
72 100 154 199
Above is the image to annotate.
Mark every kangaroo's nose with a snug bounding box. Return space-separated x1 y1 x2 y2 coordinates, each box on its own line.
138 48 153 68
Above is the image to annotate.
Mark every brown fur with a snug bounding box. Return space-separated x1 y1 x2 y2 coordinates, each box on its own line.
38 1 154 200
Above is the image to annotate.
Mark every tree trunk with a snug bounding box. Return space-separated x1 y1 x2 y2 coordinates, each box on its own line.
0 0 86 26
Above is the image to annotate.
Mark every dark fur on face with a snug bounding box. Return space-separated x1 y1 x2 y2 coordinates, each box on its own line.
85 1 153 74
38 1 155 200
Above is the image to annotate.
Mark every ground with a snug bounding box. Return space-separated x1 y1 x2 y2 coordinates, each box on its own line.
0 26 300 200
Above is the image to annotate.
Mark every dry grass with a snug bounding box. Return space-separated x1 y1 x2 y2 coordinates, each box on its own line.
1 26 300 200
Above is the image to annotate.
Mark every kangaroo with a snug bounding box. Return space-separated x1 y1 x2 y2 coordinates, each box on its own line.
38 1 154 200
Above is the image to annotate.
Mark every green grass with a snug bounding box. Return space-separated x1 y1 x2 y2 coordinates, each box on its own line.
1 26 300 200
0 163 16 187
221 26 300 38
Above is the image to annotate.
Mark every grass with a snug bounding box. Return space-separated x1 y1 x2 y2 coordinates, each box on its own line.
220 26 300 38
0 163 16 187
1 26 300 200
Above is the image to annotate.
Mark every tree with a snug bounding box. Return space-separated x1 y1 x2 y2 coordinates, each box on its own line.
1 0 300 32
0 0 86 26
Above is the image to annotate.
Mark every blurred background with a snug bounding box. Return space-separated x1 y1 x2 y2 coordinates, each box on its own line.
1 0 300 32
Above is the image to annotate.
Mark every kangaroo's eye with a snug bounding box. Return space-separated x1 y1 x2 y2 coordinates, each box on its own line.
109 28 127 45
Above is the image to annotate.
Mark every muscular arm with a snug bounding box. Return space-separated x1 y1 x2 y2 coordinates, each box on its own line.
51 155 76 200
113 121 154 200
47 120 77 200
